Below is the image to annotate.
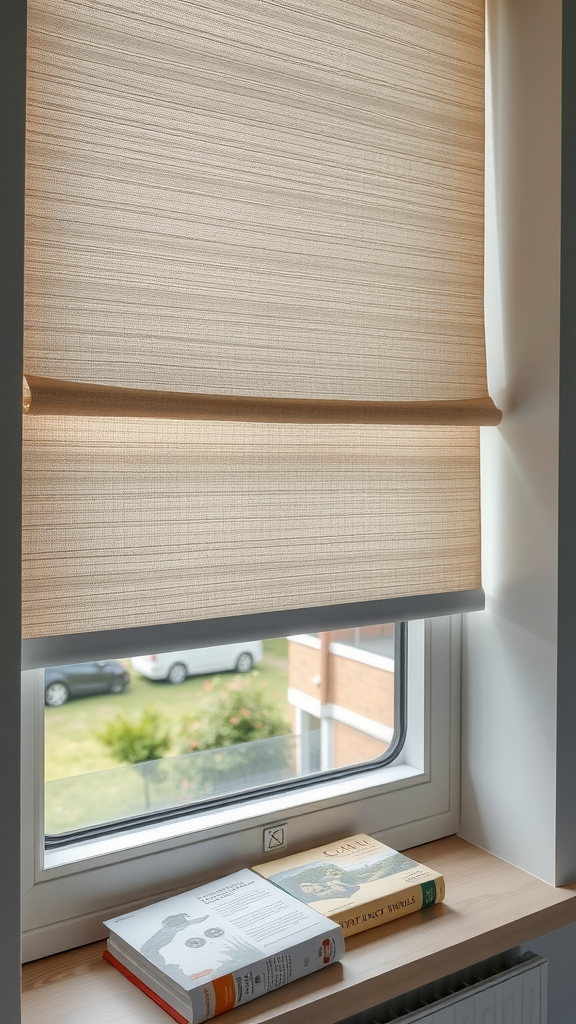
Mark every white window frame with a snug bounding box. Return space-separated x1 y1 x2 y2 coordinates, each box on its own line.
21 615 460 961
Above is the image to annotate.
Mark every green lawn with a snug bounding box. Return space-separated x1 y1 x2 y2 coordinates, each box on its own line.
45 639 290 782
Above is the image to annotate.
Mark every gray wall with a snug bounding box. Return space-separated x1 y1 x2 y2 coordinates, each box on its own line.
556 0 576 886
522 926 576 1024
538 3 576 1017
0 1 25 1021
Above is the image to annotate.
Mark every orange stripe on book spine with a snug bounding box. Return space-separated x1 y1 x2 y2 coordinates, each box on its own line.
212 973 237 1015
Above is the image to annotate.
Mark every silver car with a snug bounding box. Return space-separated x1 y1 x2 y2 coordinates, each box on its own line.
131 641 263 685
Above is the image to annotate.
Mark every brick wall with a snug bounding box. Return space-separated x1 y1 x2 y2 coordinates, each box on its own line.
288 638 394 768
332 720 388 768
288 641 320 732
331 658 393 727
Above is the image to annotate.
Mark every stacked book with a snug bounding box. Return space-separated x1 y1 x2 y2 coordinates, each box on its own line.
104 833 445 1022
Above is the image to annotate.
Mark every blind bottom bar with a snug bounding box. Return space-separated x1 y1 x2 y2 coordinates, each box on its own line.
21 589 484 669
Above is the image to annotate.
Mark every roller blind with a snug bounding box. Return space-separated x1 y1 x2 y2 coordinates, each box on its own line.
22 0 494 646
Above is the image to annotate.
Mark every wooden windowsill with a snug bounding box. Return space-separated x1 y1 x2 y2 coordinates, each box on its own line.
22 836 576 1024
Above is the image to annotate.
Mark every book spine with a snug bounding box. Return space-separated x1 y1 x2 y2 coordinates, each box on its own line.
190 926 345 1022
103 950 191 1024
336 875 446 937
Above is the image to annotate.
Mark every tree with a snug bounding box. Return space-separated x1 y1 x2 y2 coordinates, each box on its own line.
95 707 171 808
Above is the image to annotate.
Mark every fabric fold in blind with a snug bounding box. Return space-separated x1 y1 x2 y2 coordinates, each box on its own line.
22 375 501 425
22 0 488 641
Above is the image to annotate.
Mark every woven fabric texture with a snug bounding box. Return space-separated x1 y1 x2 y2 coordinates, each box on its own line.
22 419 480 638
23 0 486 638
24 0 485 402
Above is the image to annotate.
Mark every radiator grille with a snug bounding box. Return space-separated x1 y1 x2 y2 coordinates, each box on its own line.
337 950 547 1024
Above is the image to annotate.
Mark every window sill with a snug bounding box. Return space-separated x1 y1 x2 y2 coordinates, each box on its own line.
41 762 422 874
22 835 576 1024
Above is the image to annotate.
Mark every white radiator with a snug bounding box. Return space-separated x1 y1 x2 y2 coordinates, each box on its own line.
339 950 547 1024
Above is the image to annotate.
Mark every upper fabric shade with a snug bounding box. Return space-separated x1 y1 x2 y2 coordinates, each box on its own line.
24 0 485 403
22 0 488 641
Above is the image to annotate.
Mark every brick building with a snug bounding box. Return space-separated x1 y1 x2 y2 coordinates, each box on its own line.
287 624 395 773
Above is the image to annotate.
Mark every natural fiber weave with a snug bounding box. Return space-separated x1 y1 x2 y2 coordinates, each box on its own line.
24 0 485 402
23 0 486 639
22 418 480 638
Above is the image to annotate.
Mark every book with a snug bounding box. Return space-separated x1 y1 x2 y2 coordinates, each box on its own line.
102 949 189 1024
104 868 344 1023
252 833 445 938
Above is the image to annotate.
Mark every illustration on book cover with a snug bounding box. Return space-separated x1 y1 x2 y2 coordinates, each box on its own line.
266 843 422 904
108 869 340 993
136 909 262 987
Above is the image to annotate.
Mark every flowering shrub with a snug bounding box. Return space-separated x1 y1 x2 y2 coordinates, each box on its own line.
180 675 288 753
177 677 292 799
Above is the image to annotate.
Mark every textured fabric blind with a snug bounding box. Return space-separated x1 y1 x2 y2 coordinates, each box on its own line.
22 0 489 641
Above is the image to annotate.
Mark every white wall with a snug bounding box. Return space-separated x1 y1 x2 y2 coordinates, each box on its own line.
462 27 576 1024
461 0 565 883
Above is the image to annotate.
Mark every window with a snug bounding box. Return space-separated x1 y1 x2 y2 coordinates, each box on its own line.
20 0 491 961
42 625 402 842
22 615 461 960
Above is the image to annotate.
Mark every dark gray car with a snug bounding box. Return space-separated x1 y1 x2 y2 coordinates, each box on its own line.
44 661 129 707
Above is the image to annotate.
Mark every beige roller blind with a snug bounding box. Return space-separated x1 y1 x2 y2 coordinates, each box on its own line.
22 0 491 641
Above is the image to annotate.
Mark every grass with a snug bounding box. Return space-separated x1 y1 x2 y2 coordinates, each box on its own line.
259 636 289 660
44 639 290 782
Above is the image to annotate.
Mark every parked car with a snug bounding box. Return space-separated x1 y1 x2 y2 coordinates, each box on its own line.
131 641 264 685
44 661 130 707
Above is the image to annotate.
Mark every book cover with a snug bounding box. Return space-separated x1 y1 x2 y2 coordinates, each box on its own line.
252 834 445 937
104 868 344 1023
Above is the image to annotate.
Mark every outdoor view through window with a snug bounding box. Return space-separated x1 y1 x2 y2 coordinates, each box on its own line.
44 625 396 837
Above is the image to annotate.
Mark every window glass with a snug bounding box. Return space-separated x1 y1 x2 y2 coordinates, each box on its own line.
44 625 399 838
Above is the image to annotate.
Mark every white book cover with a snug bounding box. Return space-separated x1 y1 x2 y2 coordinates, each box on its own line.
105 868 344 1022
